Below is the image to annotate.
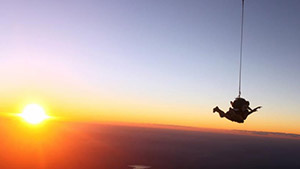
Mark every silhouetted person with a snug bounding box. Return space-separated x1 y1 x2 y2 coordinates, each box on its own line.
213 98 261 123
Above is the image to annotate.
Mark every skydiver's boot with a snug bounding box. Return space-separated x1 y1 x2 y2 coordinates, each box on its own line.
213 106 219 113
213 106 226 118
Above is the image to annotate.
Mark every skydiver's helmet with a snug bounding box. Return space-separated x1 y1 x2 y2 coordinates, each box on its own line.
231 98 249 111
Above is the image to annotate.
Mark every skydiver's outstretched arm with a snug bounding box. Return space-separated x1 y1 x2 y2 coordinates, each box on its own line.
242 106 262 120
249 106 262 114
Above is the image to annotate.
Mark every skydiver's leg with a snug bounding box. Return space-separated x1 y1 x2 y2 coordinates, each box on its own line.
213 106 226 117
213 107 244 123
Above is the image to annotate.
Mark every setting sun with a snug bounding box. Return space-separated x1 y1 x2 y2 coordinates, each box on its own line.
19 104 49 124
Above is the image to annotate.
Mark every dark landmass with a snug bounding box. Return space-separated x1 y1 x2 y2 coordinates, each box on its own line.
0 119 300 169
232 129 300 139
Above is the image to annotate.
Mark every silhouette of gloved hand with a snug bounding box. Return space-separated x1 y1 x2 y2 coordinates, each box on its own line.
253 106 262 111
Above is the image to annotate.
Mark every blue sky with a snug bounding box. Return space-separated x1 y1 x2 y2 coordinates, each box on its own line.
1 0 300 133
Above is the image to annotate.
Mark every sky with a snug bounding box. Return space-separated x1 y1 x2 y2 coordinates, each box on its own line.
0 0 300 134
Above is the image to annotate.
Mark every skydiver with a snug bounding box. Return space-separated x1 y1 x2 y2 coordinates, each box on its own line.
213 98 261 123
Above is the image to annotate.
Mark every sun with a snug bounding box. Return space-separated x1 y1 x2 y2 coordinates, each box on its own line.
19 104 49 124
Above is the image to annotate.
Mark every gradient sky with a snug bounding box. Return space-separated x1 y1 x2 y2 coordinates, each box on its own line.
1 0 300 134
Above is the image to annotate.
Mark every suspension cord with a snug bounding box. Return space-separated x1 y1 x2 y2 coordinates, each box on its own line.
238 0 245 98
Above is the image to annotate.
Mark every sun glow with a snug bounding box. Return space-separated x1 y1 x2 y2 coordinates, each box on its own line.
19 104 49 124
